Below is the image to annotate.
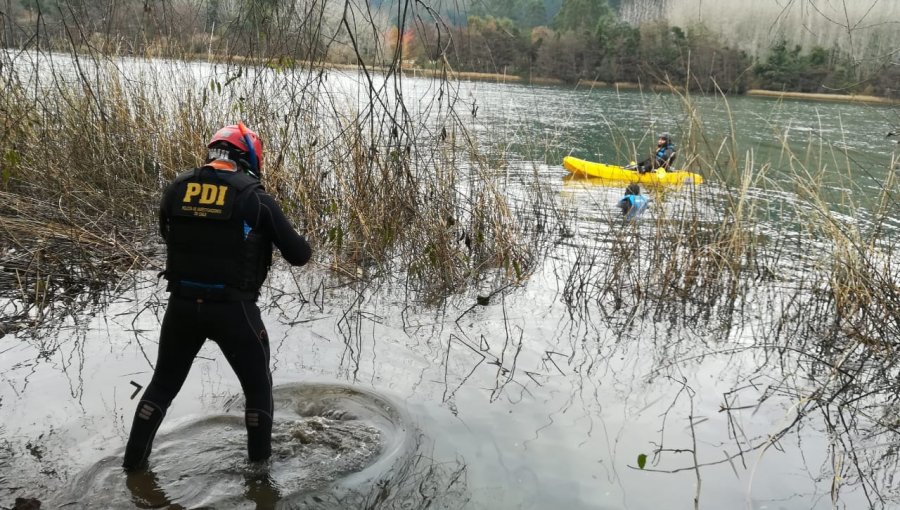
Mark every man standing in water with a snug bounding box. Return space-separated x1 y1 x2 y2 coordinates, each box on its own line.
123 123 312 471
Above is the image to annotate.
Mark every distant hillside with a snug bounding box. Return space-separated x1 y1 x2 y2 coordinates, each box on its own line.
372 0 625 27
394 0 899 64
621 0 900 62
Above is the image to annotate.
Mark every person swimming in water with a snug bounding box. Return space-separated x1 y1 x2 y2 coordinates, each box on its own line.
618 183 649 220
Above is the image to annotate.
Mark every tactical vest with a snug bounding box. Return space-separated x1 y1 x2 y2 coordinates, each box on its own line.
656 144 675 166
622 194 649 220
163 166 272 300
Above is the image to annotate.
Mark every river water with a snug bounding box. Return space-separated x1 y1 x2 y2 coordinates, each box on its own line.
1 56 899 509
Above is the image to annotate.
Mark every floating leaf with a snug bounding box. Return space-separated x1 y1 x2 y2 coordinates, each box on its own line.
637 453 647 469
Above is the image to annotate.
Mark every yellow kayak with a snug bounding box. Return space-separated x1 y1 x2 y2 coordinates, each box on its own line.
563 156 703 185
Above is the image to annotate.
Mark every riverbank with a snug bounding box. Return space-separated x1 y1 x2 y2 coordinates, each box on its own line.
191 53 567 86
188 52 899 105
404 66 899 104
744 89 899 105
376 64 900 105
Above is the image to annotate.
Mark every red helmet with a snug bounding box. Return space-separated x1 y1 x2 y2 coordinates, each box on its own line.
208 123 264 175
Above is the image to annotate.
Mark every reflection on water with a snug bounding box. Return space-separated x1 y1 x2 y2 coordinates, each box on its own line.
3 243 893 508
125 469 188 509
3 184 897 509
52 383 467 509
123 464 289 509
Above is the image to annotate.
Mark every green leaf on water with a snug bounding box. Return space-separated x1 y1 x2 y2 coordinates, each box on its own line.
637 453 647 469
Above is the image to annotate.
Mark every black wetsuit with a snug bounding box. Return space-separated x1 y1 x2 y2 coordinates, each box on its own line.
123 162 312 471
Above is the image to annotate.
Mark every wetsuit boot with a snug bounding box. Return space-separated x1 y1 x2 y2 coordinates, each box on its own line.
123 400 166 471
245 407 273 462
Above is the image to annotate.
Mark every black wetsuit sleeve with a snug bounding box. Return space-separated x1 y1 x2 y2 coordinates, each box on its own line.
257 193 312 266
159 183 175 241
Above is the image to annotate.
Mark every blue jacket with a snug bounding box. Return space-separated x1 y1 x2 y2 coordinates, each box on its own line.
618 194 649 220
654 143 676 169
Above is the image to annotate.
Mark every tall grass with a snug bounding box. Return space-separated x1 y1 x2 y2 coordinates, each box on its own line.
0 39 565 336
557 76 900 504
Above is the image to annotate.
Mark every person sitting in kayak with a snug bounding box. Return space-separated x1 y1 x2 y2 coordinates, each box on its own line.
618 183 649 219
637 133 676 173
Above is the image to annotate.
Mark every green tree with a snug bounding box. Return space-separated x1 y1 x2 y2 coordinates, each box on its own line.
554 0 613 34
533 28 589 83
455 16 529 74
596 20 640 82
522 0 548 27
595 5 630 54
206 0 220 32
19 0 60 11
638 22 687 83
872 58 900 98
471 0 548 28
682 24 750 93
754 39 801 90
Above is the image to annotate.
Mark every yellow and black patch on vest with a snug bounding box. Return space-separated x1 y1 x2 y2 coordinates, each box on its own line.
173 181 235 219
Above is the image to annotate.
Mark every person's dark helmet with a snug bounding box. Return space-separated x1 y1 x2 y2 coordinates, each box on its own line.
658 132 672 144
625 183 641 196
207 123 264 177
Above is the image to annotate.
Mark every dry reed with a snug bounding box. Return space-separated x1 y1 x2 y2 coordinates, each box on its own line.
557 76 900 504
0 43 562 335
